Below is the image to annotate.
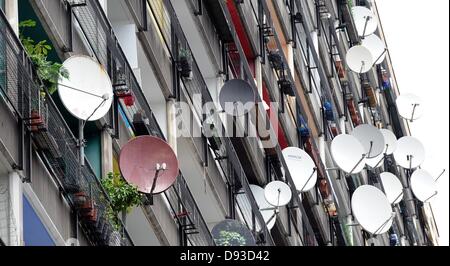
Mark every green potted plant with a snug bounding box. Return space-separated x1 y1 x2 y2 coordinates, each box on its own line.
215 230 247 246
19 19 68 132
19 19 69 95
101 172 141 244
178 48 193 79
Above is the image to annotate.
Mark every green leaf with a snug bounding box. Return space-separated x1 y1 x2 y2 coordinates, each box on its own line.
19 19 36 28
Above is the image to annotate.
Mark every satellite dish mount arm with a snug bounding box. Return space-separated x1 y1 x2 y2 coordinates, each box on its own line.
374 144 389 169
299 167 317 193
372 212 395 236
148 163 167 205
362 16 372 38
349 154 367 175
78 97 108 166
410 103 420 122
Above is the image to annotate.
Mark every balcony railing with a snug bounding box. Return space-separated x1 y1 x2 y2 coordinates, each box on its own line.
0 9 133 246
71 0 213 246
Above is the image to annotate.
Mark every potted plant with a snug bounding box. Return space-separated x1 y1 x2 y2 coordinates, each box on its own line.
123 93 135 106
19 20 69 95
205 123 222 151
215 230 247 246
101 172 141 244
178 48 193 79
73 192 88 207
278 78 295 96
268 50 284 71
116 89 135 107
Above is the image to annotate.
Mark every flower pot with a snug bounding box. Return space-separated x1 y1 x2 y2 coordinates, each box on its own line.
335 60 345 79
278 79 295 96
268 52 284 71
123 94 135 106
206 123 222 151
83 207 98 223
73 192 88 207
363 84 378 108
30 109 44 132
179 57 192 79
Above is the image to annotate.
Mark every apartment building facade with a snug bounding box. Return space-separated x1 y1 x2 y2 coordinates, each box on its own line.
0 0 439 246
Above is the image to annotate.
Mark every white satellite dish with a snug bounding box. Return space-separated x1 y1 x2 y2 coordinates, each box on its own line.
410 169 438 202
352 6 378 37
282 147 317 192
264 181 292 207
393 136 425 169
346 45 374 73
366 129 397 168
236 185 276 231
380 172 404 204
361 34 387 65
331 134 367 174
380 129 398 155
58 55 114 121
351 124 386 159
396 94 424 122
352 185 394 235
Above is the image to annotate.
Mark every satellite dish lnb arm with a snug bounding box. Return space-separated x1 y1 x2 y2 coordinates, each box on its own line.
148 164 166 205
299 167 317 192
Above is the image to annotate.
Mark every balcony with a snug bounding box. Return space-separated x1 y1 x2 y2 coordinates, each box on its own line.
0 9 132 246
210 0 320 246
143 0 275 245
70 0 214 246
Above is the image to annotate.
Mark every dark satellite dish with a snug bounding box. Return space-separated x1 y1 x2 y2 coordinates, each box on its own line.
211 219 257 246
219 79 256 116
119 136 179 200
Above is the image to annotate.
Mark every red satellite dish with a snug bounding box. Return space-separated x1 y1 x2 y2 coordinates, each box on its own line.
119 136 179 195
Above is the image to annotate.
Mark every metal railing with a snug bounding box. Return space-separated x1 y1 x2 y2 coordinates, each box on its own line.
71 0 214 246
0 8 133 246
